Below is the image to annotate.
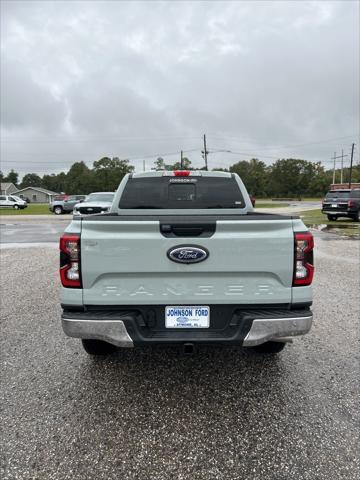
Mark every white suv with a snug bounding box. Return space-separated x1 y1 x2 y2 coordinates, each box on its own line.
0 195 28 210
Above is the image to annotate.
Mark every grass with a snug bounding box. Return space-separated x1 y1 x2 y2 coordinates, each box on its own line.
299 209 359 237
256 197 322 202
255 202 287 208
0 204 52 215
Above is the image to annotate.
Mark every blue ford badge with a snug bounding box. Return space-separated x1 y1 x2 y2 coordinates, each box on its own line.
167 245 209 264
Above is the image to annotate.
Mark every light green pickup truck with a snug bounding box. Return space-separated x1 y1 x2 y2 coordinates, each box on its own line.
60 170 314 356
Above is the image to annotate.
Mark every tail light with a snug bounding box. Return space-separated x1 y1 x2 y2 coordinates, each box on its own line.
60 234 81 288
293 232 314 286
348 200 354 208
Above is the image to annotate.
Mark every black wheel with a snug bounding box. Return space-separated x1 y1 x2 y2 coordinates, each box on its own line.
353 211 360 222
54 206 63 215
81 339 117 355
251 341 286 354
13 204 19 210
327 214 337 221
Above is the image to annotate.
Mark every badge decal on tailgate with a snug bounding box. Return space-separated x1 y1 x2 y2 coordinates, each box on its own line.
167 245 209 264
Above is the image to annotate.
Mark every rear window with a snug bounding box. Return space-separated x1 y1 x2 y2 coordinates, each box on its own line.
119 176 245 209
350 190 360 198
325 191 351 199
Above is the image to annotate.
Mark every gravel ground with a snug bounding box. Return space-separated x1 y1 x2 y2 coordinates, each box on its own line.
0 235 359 480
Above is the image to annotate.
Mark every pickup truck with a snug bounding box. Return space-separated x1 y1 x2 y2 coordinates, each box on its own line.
60 170 314 356
49 195 86 215
321 189 360 221
73 192 115 216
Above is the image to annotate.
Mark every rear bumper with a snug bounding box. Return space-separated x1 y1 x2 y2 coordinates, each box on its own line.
63 316 134 347
322 209 356 216
242 315 312 346
62 307 313 348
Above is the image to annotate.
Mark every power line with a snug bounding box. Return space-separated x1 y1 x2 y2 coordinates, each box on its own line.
0 148 200 165
208 134 356 150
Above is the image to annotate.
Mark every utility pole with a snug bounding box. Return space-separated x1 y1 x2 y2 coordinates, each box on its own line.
180 150 184 169
331 152 345 185
143 159 145 172
340 150 348 184
202 134 208 171
332 152 336 184
348 142 355 188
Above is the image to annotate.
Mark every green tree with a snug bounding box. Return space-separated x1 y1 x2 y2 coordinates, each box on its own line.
42 172 67 193
152 156 191 171
171 157 192 170
3 169 18 186
66 161 95 194
92 157 134 191
267 159 321 198
230 159 268 195
20 173 42 188
154 157 166 170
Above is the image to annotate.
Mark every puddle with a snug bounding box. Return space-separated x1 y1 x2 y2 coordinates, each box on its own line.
310 223 359 230
309 223 360 239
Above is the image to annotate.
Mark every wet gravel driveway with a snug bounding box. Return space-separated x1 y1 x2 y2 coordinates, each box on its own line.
0 234 359 479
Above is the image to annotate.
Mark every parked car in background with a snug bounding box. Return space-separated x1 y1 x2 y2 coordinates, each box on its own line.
52 194 69 202
18 195 31 203
321 189 360 221
0 195 28 210
73 192 115 216
49 195 86 215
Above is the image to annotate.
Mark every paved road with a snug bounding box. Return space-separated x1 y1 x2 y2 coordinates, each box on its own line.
0 222 68 247
1 233 359 479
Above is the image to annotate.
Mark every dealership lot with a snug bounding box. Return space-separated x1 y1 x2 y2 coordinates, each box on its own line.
0 224 359 480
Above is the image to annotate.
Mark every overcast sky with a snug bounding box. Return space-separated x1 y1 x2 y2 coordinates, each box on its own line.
1 0 359 177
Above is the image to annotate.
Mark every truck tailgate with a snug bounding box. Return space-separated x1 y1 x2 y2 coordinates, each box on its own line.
80 217 294 305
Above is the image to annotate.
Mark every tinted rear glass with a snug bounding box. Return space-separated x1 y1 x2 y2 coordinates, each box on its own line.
119 176 245 209
325 191 351 199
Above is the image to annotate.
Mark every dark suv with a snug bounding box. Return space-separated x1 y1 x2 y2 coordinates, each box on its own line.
322 189 360 221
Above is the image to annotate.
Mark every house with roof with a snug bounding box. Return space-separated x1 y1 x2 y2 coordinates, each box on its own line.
0 182 18 195
13 186 59 203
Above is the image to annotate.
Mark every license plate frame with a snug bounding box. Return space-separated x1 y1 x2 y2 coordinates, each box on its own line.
165 306 210 329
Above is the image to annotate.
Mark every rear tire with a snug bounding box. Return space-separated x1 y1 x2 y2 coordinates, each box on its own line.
81 339 117 355
54 206 63 215
251 341 286 354
327 214 337 221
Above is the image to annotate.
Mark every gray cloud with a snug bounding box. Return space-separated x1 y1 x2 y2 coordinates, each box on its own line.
0 0 358 177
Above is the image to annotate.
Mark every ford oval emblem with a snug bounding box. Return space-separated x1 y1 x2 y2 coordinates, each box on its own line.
167 245 209 264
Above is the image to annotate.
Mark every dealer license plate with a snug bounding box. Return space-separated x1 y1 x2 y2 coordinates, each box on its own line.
165 306 210 328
